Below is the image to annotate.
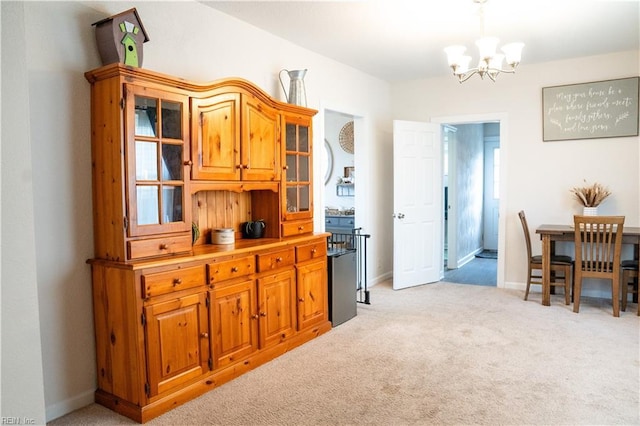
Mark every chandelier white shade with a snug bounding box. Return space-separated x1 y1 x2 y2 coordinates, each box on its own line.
444 0 524 83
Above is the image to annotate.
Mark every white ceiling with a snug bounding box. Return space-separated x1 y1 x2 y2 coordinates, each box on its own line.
202 0 639 82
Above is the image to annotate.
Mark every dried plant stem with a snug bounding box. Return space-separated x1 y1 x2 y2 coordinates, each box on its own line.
570 181 611 207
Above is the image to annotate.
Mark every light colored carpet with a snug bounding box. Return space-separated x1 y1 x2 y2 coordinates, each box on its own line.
50 281 640 425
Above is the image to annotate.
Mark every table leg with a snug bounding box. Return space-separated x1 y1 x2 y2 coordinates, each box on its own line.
635 243 639 304
542 234 551 306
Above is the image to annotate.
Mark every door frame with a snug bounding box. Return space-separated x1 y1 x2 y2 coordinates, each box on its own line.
483 136 500 251
432 113 508 288
316 103 366 237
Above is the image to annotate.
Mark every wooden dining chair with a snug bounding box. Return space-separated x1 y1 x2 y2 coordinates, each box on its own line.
518 211 573 304
573 215 625 316
620 259 639 315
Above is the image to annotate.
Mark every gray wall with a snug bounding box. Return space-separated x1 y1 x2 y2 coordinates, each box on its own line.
454 124 485 263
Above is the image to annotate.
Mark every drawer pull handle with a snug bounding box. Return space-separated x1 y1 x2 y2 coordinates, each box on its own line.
159 243 168 250
298 226 304 231
231 266 239 272
311 248 317 254
173 278 182 286
200 332 209 338
276 257 283 262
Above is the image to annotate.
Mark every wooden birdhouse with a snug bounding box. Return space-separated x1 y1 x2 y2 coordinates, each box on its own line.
92 8 149 67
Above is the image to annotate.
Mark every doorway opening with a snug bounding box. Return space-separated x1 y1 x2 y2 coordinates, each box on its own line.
433 114 507 288
323 110 356 228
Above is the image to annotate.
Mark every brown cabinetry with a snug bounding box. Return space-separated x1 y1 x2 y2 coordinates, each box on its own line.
191 91 280 182
296 239 329 330
144 292 210 397
190 93 240 181
86 64 329 423
87 71 192 261
210 278 258 369
281 113 314 236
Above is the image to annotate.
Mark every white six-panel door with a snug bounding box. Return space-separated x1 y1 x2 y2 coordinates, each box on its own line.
393 120 442 290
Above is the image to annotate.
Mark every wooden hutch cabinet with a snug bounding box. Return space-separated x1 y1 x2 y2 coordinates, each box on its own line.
85 64 330 423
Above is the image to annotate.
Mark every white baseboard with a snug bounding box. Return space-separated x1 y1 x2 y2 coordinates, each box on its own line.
46 388 94 422
454 248 482 269
368 271 392 287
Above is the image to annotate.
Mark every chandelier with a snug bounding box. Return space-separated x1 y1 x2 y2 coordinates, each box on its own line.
444 0 524 83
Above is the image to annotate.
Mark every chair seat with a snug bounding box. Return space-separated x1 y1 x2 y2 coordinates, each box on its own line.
532 254 573 265
622 259 638 269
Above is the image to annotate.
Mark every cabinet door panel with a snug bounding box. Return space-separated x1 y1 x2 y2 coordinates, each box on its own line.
257 269 297 348
126 85 191 237
144 293 210 397
191 94 241 180
211 279 258 369
242 97 280 181
282 114 313 221
296 259 328 330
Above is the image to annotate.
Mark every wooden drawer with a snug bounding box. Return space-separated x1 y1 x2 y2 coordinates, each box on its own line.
296 239 327 263
128 235 192 260
207 256 256 284
282 220 314 237
256 248 295 272
142 265 206 298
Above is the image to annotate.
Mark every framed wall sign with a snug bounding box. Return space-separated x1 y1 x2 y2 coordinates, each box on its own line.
542 77 639 141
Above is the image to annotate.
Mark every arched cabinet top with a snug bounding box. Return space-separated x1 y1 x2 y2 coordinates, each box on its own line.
85 63 317 117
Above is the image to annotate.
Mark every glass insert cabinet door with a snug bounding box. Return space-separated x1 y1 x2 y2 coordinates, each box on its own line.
126 85 191 237
284 118 312 219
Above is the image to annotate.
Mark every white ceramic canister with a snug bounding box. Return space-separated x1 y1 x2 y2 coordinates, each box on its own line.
211 228 235 245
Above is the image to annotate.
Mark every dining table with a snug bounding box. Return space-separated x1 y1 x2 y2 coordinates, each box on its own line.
535 224 640 306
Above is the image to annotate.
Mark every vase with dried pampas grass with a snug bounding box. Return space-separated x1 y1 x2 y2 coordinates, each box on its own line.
570 180 611 215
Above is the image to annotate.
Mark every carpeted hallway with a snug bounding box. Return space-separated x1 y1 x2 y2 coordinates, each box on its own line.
50 280 639 425
443 257 497 286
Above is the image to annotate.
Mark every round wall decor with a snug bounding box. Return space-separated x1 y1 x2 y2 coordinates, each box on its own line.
339 121 354 154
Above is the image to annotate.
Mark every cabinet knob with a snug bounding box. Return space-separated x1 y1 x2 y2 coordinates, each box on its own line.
173 278 182 286
298 226 304 231
276 257 282 262
311 248 317 254
283 165 289 170
298 297 304 302
236 164 242 169
200 332 209 338
244 164 250 169
159 243 168 250
251 314 259 320
260 312 267 317
231 266 239 272
184 160 193 166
